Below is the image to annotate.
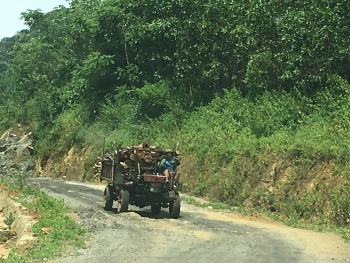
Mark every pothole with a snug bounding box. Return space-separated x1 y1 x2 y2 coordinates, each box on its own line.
0 189 37 259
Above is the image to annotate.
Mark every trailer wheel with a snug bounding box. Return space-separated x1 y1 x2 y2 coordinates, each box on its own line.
103 185 114 211
151 204 161 215
169 193 181 219
118 189 129 213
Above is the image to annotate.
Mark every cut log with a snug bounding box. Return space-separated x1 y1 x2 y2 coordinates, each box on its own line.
144 154 152 163
130 154 136 161
121 153 129 160
125 147 132 155
139 159 148 167
151 152 160 159
124 160 134 168
154 146 161 152
120 162 128 169
142 141 150 148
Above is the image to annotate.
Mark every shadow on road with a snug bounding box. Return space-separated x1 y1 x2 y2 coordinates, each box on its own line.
106 207 183 220
127 209 176 219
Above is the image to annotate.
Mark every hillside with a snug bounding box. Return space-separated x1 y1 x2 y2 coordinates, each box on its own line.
1 0 350 239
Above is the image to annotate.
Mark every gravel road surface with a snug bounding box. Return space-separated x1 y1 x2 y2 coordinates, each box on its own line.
26 177 350 263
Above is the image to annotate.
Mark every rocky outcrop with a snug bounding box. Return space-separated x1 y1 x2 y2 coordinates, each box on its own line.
0 128 34 178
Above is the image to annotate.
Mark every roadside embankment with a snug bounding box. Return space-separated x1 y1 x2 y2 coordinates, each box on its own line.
0 188 37 259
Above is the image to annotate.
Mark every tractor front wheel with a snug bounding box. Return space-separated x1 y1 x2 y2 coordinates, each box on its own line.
103 185 114 211
169 194 180 219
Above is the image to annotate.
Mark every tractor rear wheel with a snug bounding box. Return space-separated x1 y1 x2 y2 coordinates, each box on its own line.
169 194 180 219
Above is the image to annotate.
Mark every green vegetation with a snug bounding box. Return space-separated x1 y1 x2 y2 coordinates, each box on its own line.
4 213 15 229
0 0 350 241
0 179 85 263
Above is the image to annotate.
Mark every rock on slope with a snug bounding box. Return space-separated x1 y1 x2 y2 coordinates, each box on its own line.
0 127 34 179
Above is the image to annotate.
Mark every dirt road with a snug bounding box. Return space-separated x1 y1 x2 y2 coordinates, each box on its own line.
27 177 350 263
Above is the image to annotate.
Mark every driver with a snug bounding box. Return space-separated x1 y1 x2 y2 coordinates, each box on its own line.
159 149 181 187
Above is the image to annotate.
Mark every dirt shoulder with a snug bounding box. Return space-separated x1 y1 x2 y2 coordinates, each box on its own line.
173 192 350 261
0 188 37 259
196 207 350 261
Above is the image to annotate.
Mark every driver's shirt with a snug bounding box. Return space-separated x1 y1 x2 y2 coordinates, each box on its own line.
160 157 179 173
165 159 173 170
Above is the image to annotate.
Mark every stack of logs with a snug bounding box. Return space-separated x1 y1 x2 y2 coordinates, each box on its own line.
94 141 177 177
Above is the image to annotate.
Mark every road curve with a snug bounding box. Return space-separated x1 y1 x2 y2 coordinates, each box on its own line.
26 177 350 263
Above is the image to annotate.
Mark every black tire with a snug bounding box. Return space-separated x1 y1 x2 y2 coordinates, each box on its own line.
169 194 181 219
103 185 114 211
151 204 161 215
118 189 130 213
